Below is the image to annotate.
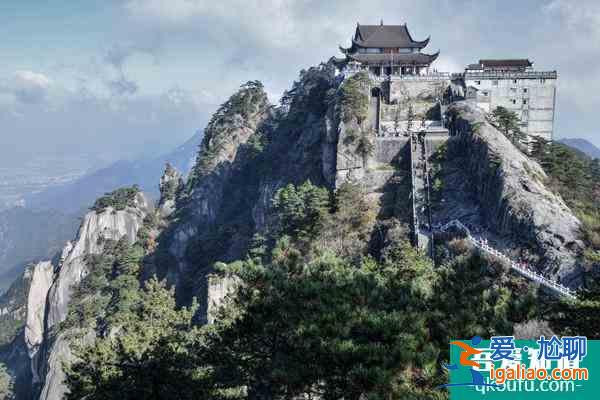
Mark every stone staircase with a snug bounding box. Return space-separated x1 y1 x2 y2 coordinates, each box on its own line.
409 132 434 256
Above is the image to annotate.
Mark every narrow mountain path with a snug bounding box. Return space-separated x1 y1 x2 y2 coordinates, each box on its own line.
432 220 577 299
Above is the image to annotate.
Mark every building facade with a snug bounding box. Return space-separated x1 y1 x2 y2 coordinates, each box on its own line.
338 21 439 77
335 23 558 142
463 59 557 141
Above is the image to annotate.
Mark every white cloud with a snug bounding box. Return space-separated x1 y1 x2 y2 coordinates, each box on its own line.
0 70 53 104
0 68 213 166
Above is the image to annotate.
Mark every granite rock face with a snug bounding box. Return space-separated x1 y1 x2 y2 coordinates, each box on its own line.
24 261 54 384
158 163 183 219
13 192 153 400
164 66 340 305
444 101 584 286
166 83 272 285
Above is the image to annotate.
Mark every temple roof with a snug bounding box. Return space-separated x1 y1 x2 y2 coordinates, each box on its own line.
352 23 430 49
479 59 533 68
348 52 439 66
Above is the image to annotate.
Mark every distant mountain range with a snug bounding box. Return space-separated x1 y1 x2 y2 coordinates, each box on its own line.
558 138 600 159
24 131 202 214
0 131 201 291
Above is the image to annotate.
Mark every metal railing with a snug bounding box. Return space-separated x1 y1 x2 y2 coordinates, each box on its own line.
432 220 577 299
463 71 557 80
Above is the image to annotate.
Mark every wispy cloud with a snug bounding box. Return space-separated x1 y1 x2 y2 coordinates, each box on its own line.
0 70 53 104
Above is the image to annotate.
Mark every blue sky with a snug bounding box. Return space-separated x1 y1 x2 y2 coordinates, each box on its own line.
0 0 598 173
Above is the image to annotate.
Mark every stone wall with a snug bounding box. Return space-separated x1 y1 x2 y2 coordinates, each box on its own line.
388 79 450 103
374 138 409 164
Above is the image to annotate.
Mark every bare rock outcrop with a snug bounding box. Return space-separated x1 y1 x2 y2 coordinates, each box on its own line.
158 163 183 219
445 101 584 286
32 192 151 400
24 261 53 384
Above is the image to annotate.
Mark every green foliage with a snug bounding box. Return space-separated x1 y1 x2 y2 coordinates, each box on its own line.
203 241 443 399
339 72 370 124
546 282 600 338
191 81 268 180
270 181 377 260
159 163 182 203
0 268 32 347
272 181 330 242
91 186 140 212
66 235 536 399
489 106 526 145
429 143 447 207
532 141 600 254
61 236 146 333
0 363 13 400
65 279 201 400
431 253 535 348
319 182 377 259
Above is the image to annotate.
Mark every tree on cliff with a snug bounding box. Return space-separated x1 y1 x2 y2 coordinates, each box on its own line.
65 279 203 400
489 106 525 145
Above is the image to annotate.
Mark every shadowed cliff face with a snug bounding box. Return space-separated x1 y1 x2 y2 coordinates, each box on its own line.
443 102 584 286
158 67 340 308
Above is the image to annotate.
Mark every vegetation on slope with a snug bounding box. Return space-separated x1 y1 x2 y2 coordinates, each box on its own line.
488 106 526 146
338 72 374 157
90 185 140 212
0 269 32 348
0 362 13 400
66 181 537 399
531 139 600 267
190 80 269 182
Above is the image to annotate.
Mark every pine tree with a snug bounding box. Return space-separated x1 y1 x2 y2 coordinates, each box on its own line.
489 106 526 145
65 279 202 400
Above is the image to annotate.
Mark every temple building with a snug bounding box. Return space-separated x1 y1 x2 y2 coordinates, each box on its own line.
338 21 439 77
333 22 558 142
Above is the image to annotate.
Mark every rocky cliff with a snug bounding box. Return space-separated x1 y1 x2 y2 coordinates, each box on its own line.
1 192 152 399
443 101 584 286
159 69 340 308
1 62 594 399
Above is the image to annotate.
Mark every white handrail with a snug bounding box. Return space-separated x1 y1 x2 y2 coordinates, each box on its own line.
432 220 576 299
